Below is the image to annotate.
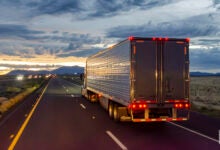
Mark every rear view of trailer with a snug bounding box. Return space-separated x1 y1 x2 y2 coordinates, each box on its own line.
82 37 190 122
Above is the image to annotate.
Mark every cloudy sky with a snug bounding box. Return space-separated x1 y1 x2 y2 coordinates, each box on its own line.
0 0 219 74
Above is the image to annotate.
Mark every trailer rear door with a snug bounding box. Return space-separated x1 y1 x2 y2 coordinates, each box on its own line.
133 39 189 103
134 41 157 100
163 41 189 101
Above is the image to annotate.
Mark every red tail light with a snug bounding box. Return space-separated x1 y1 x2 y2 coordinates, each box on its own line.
185 103 189 108
174 103 190 109
129 101 147 110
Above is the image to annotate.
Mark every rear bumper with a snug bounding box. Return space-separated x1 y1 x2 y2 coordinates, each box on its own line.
132 117 188 122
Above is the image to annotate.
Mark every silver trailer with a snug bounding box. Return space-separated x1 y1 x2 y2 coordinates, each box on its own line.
82 37 190 122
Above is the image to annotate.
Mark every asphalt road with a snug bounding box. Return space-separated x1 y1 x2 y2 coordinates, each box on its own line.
0 77 220 150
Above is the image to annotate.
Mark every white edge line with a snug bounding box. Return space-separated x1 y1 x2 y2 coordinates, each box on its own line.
168 122 219 143
106 130 128 150
80 103 86 109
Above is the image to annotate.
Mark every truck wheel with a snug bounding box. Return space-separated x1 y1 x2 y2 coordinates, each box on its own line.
113 104 120 122
108 101 114 119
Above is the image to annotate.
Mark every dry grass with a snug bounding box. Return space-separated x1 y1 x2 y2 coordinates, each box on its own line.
190 76 220 118
0 86 37 115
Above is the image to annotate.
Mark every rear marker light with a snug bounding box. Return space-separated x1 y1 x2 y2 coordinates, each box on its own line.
128 36 134 41
186 38 190 42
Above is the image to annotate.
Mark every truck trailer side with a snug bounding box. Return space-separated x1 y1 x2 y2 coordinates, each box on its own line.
81 37 190 122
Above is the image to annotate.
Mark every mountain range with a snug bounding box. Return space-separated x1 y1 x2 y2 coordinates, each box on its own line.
6 67 220 77
7 66 84 75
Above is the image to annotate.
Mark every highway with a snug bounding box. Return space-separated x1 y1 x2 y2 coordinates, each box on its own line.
0 77 219 150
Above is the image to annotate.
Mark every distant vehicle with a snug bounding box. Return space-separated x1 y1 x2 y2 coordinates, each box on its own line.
82 37 190 122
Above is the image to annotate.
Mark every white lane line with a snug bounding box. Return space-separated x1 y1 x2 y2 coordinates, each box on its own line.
70 82 81 87
80 103 86 109
106 130 128 150
168 122 219 143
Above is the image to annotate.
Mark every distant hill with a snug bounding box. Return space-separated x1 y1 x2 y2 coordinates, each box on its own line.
51 66 84 74
190 72 220 77
7 70 50 75
7 66 84 75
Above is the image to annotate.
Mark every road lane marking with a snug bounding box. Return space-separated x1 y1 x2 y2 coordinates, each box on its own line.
9 134 14 139
219 129 220 144
70 82 81 87
106 130 128 150
8 83 49 150
80 103 86 109
168 122 219 143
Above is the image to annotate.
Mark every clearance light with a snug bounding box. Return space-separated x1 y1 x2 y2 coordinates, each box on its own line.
152 37 156 41
164 37 169 41
186 38 190 42
128 36 134 41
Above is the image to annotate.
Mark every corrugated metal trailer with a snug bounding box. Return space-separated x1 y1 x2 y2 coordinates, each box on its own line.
82 36 190 122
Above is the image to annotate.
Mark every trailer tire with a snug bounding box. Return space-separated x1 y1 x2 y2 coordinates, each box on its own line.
113 104 120 122
108 101 114 119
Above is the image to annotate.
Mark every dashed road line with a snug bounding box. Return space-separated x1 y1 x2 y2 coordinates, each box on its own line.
80 103 86 109
106 130 128 150
168 122 219 143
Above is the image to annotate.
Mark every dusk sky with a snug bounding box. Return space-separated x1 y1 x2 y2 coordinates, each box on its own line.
0 0 219 75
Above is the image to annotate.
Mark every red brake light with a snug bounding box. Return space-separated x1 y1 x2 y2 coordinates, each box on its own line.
139 104 142 108
185 103 190 108
158 37 162 41
152 37 156 41
174 103 190 109
129 101 147 110
175 104 178 108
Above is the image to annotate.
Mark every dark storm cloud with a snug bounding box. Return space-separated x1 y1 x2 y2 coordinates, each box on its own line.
27 0 82 16
0 25 103 57
0 24 44 40
88 0 173 18
0 0 173 19
0 23 102 46
213 0 220 9
106 16 219 39
190 47 220 71
57 48 102 57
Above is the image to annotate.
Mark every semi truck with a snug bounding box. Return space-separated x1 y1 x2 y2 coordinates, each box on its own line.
81 36 190 122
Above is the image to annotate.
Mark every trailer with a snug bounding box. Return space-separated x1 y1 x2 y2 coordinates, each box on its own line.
81 36 190 122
